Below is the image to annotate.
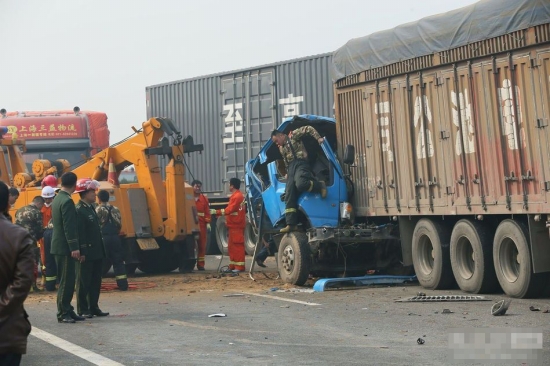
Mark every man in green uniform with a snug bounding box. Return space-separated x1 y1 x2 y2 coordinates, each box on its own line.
15 195 45 292
96 190 128 291
51 172 85 324
271 126 327 233
74 178 109 318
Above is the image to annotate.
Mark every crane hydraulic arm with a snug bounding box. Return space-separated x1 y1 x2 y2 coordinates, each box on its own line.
71 117 203 241
0 126 28 184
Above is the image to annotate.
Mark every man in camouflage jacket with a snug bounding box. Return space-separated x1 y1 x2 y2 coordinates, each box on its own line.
15 196 45 292
271 126 327 233
96 190 128 291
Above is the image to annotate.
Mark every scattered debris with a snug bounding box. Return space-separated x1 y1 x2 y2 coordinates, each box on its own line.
269 287 279 292
417 338 425 345
313 275 417 292
396 295 489 302
223 294 244 297
529 306 540 312
208 313 227 318
417 292 426 297
491 300 511 316
280 305 290 308
408 313 421 316
543 310 549 314
442 309 453 314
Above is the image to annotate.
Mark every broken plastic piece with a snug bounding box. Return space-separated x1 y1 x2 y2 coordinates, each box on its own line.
208 313 227 317
491 300 511 316
529 306 540 312
417 338 425 345
442 309 453 314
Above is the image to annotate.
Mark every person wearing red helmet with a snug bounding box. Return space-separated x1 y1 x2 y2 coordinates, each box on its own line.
74 178 109 318
41 175 58 189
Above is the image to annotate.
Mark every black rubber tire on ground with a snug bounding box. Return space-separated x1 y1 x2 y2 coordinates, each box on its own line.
450 219 499 294
278 232 311 286
138 242 178 274
411 218 455 290
216 216 229 255
493 220 548 298
102 259 113 277
244 220 259 256
178 236 197 273
125 263 138 275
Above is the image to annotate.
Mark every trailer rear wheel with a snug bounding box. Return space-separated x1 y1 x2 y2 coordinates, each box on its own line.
493 220 547 298
412 219 454 289
278 232 311 286
244 220 259 256
215 216 229 255
450 220 498 294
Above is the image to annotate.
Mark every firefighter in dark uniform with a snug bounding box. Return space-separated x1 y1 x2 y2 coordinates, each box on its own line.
96 189 128 291
51 172 85 323
271 126 327 233
74 178 109 318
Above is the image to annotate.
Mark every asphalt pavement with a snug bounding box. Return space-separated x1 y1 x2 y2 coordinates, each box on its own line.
20 256 550 366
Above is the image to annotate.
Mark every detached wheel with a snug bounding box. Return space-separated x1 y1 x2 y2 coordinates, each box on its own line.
216 216 229 255
412 219 455 289
102 259 112 277
125 263 138 275
278 232 311 286
450 220 498 294
493 220 547 298
244 220 259 256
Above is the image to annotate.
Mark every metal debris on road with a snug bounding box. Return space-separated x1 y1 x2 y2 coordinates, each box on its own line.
208 313 227 317
491 300 511 316
396 295 490 302
417 292 426 296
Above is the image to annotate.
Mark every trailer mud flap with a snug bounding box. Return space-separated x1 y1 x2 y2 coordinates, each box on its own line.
136 238 160 251
527 215 550 273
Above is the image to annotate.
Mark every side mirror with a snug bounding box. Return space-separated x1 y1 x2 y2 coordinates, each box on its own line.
343 145 355 165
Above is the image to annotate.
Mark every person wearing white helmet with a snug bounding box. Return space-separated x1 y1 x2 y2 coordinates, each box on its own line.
40 186 57 291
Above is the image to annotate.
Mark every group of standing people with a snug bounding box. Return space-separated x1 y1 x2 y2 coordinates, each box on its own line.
0 172 129 364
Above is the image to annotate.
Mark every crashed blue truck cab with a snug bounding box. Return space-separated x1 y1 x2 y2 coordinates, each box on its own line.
245 115 403 285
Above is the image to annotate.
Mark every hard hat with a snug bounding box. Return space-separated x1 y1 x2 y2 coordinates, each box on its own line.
41 175 58 188
41 186 56 199
74 178 100 193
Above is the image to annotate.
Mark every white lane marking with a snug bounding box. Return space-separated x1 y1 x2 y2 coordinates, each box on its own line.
241 292 321 306
31 327 124 366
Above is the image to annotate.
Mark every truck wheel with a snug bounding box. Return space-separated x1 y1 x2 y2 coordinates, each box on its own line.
412 219 455 289
215 216 229 255
125 263 138 275
278 232 311 286
493 220 547 298
102 259 112 277
244 220 259 256
450 220 498 294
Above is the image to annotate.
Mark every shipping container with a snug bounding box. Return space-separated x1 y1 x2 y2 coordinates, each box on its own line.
331 0 550 298
146 53 333 199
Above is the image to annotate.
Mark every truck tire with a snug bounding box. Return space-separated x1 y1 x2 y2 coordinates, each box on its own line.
412 219 455 290
278 232 311 286
244 220 259 256
216 216 229 255
102 259 112 277
493 220 547 298
125 263 138 275
450 220 499 294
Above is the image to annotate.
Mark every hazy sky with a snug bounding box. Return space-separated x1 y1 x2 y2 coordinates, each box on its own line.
1 0 478 143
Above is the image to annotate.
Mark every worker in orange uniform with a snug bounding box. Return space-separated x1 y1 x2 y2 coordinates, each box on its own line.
210 178 246 272
40 185 56 291
191 180 211 271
